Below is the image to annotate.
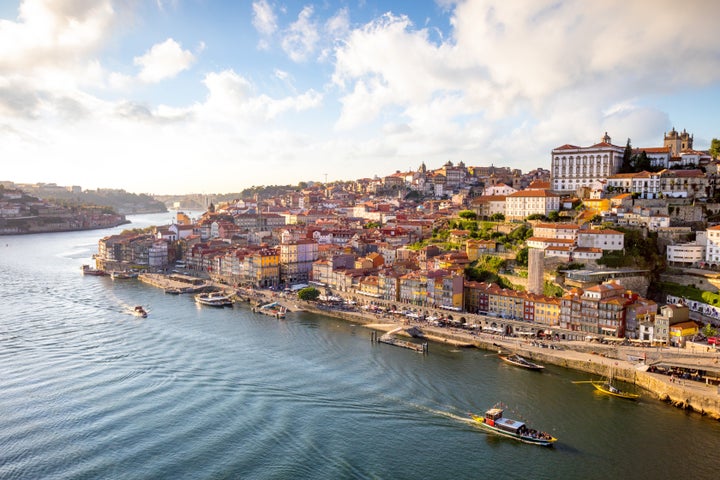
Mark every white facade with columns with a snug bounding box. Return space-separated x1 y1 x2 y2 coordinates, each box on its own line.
551 133 625 193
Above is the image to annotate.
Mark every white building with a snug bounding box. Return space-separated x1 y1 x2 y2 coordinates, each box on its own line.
551 133 625 193
667 242 705 266
532 223 579 241
505 189 560 220
483 183 517 196
576 229 624 251
606 171 661 199
705 225 720 266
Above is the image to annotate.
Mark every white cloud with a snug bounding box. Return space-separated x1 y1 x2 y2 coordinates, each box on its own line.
252 0 277 36
281 5 319 62
134 38 195 84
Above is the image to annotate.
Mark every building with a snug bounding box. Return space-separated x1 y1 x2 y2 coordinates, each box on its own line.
527 248 544 295
663 127 693 156
606 171 661 199
505 189 560 220
551 133 625 193
576 229 624 251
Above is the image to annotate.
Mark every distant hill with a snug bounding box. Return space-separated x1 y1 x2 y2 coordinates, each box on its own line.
13 184 167 215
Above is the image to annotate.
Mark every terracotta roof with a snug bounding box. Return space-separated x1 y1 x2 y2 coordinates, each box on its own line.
533 223 579 230
507 190 560 198
553 144 581 150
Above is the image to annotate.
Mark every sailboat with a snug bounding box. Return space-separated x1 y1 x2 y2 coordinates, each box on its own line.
573 365 640 400
591 365 640 400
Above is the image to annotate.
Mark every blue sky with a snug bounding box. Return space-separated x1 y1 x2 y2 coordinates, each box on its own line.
1 0 719 195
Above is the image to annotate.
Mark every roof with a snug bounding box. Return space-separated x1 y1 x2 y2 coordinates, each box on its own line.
578 229 623 235
507 190 559 198
533 223 579 230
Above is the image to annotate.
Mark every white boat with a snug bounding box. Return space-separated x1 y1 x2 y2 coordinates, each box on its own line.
195 292 233 307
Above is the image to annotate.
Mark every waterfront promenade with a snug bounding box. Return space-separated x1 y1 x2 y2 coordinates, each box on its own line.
140 274 720 420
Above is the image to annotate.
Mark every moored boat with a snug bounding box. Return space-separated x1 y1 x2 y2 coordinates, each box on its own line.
81 264 108 276
133 306 148 318
591 379 640 400
499 353 544 371
255 302 287 318
469 407 557 446
195 292 233 307
111 271 138 280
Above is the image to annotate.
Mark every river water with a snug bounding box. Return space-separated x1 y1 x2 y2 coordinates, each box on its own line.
0 213 719 479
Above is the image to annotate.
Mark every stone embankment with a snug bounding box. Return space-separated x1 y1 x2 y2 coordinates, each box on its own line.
135 276 720 421
297 302 720 420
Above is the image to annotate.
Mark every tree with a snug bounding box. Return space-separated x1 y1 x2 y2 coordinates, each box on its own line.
633 151 651 172
547 210 560 222
702 323 718 338
489 213 505 222
458 210 477 220
619 138 633 173
710 138 720 159
515 247 529 267
297 287 320 301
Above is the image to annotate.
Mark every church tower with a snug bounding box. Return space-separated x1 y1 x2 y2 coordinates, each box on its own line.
664 127 693 156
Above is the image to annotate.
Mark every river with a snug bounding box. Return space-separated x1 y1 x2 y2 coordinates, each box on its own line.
0 213 718 479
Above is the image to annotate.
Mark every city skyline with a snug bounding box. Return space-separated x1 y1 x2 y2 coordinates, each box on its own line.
1 0 719 195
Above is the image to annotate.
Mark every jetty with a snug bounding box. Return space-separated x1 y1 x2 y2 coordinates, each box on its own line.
139 273 208 294
372 327 428 354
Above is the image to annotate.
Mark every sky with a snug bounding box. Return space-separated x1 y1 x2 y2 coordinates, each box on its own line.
1 0 719 195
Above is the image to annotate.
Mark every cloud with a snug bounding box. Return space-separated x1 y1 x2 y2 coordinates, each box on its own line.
252 0 277 36
199 69 322 123
134 38 195 84
281 5 319 62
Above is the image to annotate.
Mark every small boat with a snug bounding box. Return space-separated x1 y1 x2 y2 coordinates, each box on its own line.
575 366 640 400
499 353 544 371
591 381 640 400
81 264 107 276
470 406 557 447
195 292 233 307
133 306 148 318
255 302 287 318
111 271 137 280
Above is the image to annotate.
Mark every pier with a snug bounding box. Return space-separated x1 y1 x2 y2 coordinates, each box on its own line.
371 327 428 354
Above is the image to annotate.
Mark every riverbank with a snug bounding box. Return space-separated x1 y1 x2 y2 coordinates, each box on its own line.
134 275 720 421
292 300 720 421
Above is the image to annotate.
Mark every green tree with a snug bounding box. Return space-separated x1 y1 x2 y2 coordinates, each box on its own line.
619 138 633 173
702 323 718 338
458 210 477 220
547 210 560 222
489 213 505 222
297 287 320 301
710 138 720 159
633 151 651 172
515 247 529 267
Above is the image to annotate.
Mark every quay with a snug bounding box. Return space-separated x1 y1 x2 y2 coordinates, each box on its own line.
371 327 428 354
131 273 720 420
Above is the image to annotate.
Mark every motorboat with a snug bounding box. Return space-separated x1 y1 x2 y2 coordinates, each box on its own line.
470 406 557 446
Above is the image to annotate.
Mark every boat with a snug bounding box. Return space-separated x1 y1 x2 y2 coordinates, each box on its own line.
574 366 640 400
111 271 137 280
195 291 233 307
499 353 544 371
81 264 107 276
255 302 287 318
591 381 640 400
469 406 557 446
133 306 148 318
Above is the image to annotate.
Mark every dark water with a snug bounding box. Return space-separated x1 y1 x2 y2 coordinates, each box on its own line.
1 213 719 479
